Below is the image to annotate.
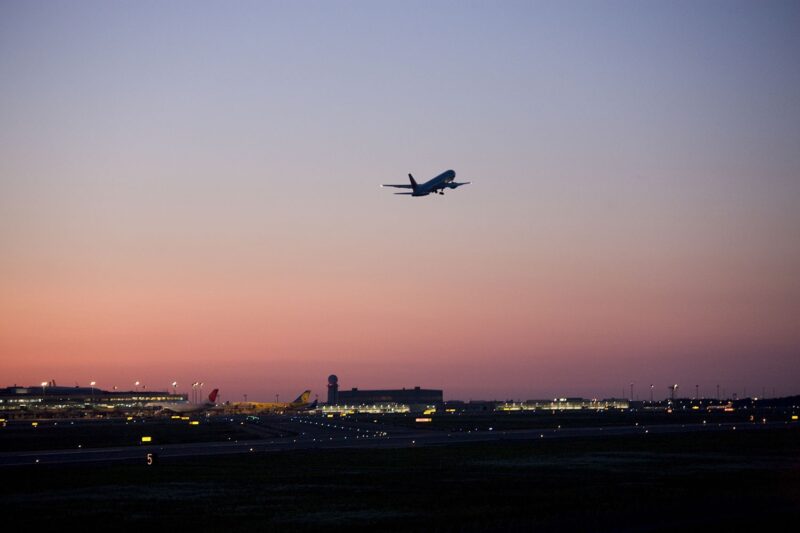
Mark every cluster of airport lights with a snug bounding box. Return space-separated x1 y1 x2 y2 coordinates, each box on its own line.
40 380 97 397
290 416 389 439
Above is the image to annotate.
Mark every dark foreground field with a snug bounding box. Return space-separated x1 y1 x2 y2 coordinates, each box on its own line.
4 427 799 532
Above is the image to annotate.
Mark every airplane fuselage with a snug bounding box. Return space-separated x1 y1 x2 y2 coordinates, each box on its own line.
413 169 456 196
149 389 219 414
151 402 213 414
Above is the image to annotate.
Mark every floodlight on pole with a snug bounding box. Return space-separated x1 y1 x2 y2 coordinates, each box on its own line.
669 384 679 402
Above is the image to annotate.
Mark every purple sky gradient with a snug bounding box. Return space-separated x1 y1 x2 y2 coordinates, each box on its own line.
1 1 799 401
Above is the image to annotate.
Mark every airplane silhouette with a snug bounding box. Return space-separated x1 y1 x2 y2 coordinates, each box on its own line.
382 169 471 196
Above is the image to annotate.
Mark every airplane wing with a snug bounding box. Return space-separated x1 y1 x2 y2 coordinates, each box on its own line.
446 181 471 189
393 192 414 195
381 184 413 189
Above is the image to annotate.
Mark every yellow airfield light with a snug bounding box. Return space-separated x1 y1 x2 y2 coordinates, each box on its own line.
180 416 190 421
141 436 152 443
31 421 38 427
415 417 432 423
189 421 199 425
126 416 133 421
792 415 798 421
171 415 181 420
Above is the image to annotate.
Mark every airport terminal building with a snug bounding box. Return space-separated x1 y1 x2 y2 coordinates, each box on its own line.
336 386 443 406
0 385 185 417
325 375 443 413
497 398 631 411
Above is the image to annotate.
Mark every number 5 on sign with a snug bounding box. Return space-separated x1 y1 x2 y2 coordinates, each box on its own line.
146 453 157 466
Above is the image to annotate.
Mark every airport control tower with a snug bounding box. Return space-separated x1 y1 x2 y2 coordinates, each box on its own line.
327 375 339 405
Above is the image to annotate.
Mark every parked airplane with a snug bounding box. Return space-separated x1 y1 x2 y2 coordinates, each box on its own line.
148 388 219 414
232 390 314 413
382 169 470 196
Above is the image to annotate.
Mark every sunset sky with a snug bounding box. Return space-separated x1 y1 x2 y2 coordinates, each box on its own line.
2 1 799 402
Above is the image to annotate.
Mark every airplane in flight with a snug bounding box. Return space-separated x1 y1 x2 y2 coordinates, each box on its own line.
231 390 315 414
148 388 220 414
382 169 470 196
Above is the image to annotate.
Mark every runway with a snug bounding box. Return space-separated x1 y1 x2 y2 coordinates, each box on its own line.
0 415 790 467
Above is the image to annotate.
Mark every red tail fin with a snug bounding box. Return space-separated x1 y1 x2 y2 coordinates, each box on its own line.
208 389 219 403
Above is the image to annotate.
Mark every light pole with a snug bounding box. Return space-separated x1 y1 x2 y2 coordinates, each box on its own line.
172 381 177 395
630 383 634 402
191 382 199 404
650 384 654 403
134 381 140 393
90 381 96 404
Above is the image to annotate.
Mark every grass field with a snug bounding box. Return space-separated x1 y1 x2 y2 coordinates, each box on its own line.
4 426 798 532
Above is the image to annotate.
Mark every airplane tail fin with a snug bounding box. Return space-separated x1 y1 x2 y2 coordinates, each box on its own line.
408 174 418 192
294 390 311 405
208 389 219 403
